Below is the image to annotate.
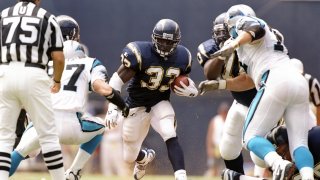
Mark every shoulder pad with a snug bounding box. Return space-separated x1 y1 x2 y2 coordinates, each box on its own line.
197 39 219 67
121 42 142 71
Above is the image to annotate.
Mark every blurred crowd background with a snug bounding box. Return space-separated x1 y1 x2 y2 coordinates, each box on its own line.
1 0 319 177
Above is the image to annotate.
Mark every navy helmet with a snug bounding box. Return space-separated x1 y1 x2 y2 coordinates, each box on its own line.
152 19 181 57
56 15 80 42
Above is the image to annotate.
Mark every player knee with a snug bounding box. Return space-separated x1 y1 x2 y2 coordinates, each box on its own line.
160 127 176 141
219 134 242 160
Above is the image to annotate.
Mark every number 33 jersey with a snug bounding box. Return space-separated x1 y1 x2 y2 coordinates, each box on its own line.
121 41 192 108
50 41 108 113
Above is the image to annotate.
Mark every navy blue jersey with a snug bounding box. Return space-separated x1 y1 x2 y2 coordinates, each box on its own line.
121 41 192 108
197 39 257 107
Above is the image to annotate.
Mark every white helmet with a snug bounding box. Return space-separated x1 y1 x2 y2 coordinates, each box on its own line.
225 4 256 34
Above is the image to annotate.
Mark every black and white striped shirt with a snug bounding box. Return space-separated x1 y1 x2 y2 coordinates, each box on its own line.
0 2 63 66
305 73 320 107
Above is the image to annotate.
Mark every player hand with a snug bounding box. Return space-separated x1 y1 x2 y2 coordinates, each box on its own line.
51 81 61 93
174 78 198 97
198 79 226 95
210 40 239 59
105 103 119 129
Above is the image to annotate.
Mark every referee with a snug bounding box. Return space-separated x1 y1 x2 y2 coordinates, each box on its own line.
0 0 65 179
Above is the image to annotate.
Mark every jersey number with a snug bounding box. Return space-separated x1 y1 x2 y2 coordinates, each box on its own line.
141 67 180 91
2 16 41 45
63 64 85 92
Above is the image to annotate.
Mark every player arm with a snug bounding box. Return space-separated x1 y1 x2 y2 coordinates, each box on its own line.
91 64 128 114
225 73 255 92
230 20 266 48
203 58 225 80
51 51 65 84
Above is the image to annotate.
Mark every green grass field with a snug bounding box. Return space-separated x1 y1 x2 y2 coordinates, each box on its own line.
10 172 220 180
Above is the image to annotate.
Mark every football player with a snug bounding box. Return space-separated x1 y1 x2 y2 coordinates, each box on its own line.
10 15 129 180
223 125 320 180
105 19 198 180
207 4 314 180
196 6 257 176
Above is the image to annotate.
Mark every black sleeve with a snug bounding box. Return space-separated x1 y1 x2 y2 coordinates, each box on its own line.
105 88 126 110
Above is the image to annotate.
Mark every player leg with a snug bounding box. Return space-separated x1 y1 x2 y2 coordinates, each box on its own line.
220 100 247 174
21 69 64 180
10 123 42 176
284 97 314 179
122 107 152 179
243 71 294 180
59 112 105 179
150 100 186 180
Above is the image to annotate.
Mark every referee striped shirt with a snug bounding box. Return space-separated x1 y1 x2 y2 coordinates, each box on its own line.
0 2 63 66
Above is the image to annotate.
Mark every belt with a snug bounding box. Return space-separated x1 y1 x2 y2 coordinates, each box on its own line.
0 62 45 70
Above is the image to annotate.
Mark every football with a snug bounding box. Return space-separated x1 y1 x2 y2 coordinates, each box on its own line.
171 75 189 90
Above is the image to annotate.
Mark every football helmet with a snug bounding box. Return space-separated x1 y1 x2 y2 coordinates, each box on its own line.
56 15 80 42
152 19 181 57
212 12 230 46
225 4 256 38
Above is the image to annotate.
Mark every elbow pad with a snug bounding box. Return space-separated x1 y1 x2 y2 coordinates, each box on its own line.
109 72 124 92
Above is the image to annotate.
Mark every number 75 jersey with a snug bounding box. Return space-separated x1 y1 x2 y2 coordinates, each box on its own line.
50 56 108 113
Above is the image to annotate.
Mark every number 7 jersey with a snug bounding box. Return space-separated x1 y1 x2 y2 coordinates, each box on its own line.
51 41 108 113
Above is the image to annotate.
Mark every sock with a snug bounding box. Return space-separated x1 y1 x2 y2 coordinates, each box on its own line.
69 148 91 172
224 153 244 174
42 150 64 180
263 151 282 169
69 134 102 172
299 167 314 180
80 134 102 154
10 151 25 176
293 146 314 170
166 137 185 172
0 152 11 179
247 136 275 160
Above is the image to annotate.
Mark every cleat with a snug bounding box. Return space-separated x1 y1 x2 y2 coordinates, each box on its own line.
65 169 82 180
221 168 242 180
272 160 295 180
133 149 155 180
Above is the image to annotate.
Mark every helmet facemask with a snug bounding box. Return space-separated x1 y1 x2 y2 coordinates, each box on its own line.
151 19 181 57
152 34 180 57
212 23 230 46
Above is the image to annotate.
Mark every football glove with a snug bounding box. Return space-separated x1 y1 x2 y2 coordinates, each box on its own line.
105 103 120 129
210 40 239 59
174 78 198 97
198 79 226 95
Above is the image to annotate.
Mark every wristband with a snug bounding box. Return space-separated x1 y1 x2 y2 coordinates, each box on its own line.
218 80 227 89
53 79 61 83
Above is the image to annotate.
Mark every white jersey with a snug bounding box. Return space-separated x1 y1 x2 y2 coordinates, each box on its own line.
51 40 107 112
235 16 290 86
